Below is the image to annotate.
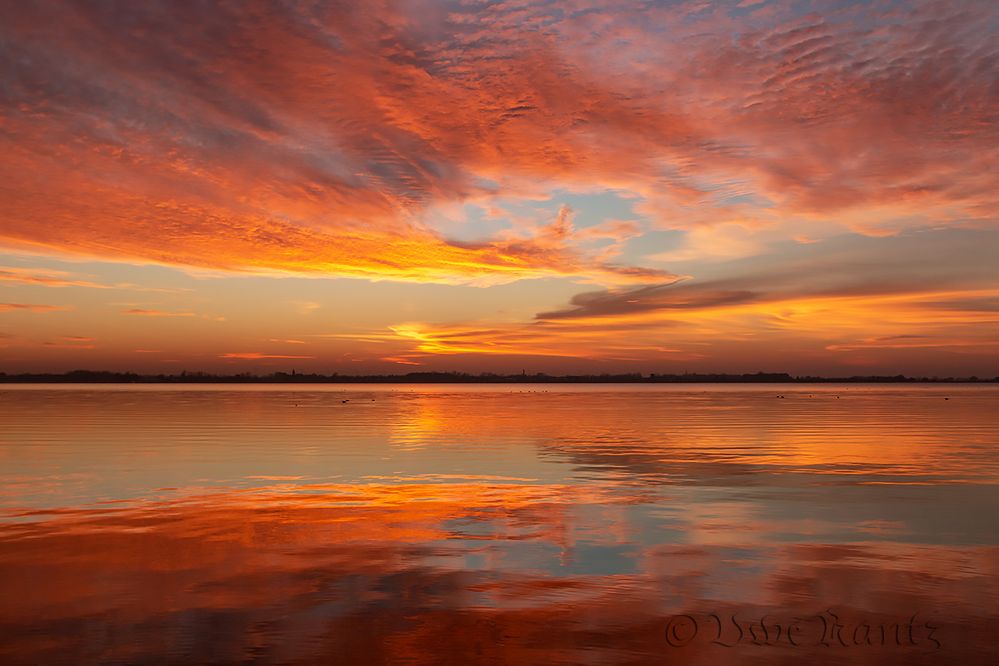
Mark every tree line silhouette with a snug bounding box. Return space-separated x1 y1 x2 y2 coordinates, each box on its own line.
0 370 995 383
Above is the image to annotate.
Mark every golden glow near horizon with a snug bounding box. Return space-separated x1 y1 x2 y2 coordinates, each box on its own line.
1 0 998 375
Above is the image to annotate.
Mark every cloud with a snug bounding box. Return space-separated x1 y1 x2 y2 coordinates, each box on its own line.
372 267 999 365
121 308 223 321
42 341 95 349
534 267 999 339
122 309 197 318
536 282 758 320
292 302 322 315
648 224 771 263
825 335 999 352
219 352 316 360
0 266 189 292
0 303 66 313
1 1 994 285
382 320 704 362
0 334 95 349
0 267 110 289
60 336 94 343
380 356 423 366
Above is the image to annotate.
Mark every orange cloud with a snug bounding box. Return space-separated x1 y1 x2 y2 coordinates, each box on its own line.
382 320 704 362
122 309 196 318
0 267 110 289
373 283 999 368
42 341 95 349
1 0 994 286
0 303 66 313
0 266 189 292
219 352 316 360
380 356 423 366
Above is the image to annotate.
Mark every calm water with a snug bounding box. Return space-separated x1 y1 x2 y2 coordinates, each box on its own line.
1 384 997 665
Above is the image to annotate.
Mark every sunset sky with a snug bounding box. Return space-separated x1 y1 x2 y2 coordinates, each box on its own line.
1 0 997 375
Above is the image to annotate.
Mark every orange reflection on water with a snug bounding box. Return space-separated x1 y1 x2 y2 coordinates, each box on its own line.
1 481 997 665
1 386 998 663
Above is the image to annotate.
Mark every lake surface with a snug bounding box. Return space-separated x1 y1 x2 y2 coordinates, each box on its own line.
1 384 997 664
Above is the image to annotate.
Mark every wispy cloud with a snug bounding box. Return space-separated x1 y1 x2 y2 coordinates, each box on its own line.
292 302 322 315
0 266 188 292
121 308 223 321
0 267 110 289
0 303 67 313
371 279 999 366
380 356 423 366
122 309 196 318
219 352 316 360
43 339 95 349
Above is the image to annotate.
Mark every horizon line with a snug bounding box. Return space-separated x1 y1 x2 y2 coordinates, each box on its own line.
1 370 997 384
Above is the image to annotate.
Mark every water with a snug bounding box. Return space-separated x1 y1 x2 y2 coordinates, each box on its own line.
1 384 997 664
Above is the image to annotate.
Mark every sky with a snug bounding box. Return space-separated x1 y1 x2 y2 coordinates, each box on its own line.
1 0 998 376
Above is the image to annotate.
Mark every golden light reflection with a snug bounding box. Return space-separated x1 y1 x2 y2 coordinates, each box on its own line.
2 387 998 663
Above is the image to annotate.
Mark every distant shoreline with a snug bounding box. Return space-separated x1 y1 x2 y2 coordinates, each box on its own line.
1 371 996 384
